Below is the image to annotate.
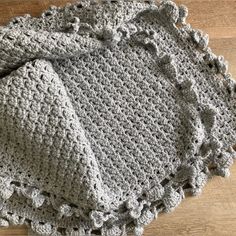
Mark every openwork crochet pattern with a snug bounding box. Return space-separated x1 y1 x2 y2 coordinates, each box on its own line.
0 0 235 235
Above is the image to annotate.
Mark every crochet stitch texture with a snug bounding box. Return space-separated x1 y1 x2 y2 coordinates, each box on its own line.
0 0 235 235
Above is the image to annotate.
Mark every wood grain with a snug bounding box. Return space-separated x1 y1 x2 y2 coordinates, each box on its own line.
0 1 235 236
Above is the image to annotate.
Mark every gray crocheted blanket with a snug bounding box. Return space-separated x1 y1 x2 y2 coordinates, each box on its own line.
0 0 235 235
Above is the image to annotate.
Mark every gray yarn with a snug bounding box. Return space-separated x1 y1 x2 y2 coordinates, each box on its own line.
0 0 235 235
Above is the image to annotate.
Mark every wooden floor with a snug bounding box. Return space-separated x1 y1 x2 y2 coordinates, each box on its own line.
0 0 236 235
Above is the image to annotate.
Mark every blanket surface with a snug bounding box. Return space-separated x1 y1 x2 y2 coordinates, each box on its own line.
0 0 235 235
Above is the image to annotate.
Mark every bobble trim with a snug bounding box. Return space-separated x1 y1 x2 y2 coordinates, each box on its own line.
190 29 209 51
117 23 138 40
126 198 147 219
177 5 188 25
41 6 59 17
162 186 184 213
224 73 236 97
66 17 81 33
158 54 178 80
31 222 54 236
90 210 110 228
102 225 123 236
215 55 229 74
134 226 144 236
57 204 73 219
177 79 198 103
200 105 218 133
135 208 155 227
21 186 45 208
0 218 9 227
145 183 165 202
203 51 229 75
159 0 179 24
0 177 14 200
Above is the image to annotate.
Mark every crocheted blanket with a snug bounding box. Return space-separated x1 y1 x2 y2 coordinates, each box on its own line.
0 1 235 235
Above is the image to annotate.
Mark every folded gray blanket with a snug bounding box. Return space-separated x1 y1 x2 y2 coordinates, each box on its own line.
0 0 235 235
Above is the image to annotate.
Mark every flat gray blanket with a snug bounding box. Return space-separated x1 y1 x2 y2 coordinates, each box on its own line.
0 0 235 235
